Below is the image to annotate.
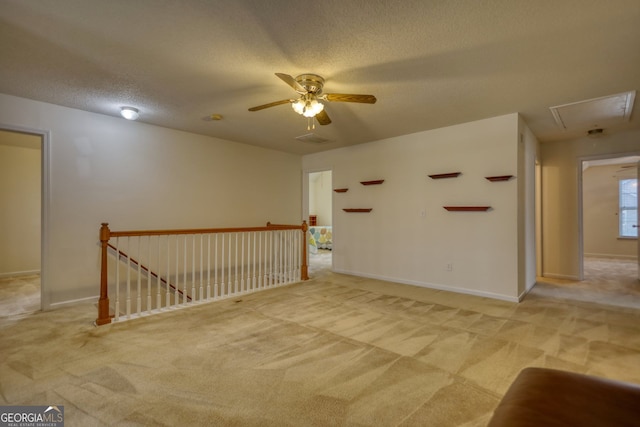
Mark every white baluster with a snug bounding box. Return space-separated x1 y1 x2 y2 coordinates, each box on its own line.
126 237 131 318
288 230 292 282
136 237 142 314
241 232 245 293
215 234 220 299
115 237 120 322
252 232 257 290
191 235 196 302
283 230 287 284
291 229 296 282
247 231 251 292
296 228 301 280
207 234 211 300
225 234 233 295
279 230 284 284
183 235 188 305
285 230 290 283
259 231 264 288
175 235 180 308
289 230 294 282
263 231 272 288
147 235 152 312
157 235 162 310
280 231 284 284
165 235 171 309
234 233 239 294
221 233 225 297
200 234 204 301
271 231 275 287
274 230 282 285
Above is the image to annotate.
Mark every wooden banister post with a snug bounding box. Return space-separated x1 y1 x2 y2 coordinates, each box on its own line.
96 223 112 325
301 220 309 281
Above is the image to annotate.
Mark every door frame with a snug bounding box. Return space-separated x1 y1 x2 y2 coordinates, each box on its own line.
302 168 333 267
0 123 51 310
577 150 640 281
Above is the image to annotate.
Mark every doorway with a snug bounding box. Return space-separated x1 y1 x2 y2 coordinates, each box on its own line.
307 170 332 275
0 128 45 314
578 153 639 303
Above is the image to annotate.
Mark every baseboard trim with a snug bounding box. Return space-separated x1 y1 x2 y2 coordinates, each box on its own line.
584 253 638 261
542 273 580 281
0 270 40 279
332 268 520 303
49 295 98 310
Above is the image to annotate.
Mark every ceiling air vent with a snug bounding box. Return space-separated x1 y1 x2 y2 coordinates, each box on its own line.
549 90 636 130
295 133 331 144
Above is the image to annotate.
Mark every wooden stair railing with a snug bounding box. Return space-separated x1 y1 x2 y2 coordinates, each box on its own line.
97 221 309 325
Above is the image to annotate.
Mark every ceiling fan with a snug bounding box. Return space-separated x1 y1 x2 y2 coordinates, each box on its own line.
248 73 376 127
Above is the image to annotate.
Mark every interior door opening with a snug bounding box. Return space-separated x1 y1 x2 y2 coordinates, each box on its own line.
580 154 639 296
307 170 332 274
0 128 43 315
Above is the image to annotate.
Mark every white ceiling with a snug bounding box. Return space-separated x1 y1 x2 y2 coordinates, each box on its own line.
1 0 639 155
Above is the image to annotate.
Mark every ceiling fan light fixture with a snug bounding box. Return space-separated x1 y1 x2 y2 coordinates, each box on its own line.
120 106 139 120
292 98 305 115
304 99 324 118
291 95 324 118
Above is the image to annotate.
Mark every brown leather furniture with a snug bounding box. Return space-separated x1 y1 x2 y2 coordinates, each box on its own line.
488 367 640 427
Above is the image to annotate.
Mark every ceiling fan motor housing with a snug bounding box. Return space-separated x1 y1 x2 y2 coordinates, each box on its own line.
295 74 325 94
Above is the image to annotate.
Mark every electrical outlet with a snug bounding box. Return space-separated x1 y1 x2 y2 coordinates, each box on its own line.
446 263 453 271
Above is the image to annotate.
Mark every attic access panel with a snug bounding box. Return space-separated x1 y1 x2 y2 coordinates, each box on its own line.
550 91 635 130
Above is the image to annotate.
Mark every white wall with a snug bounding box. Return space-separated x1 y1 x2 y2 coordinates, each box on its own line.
303 114 522 301
0 138 41 277
540 129 640 279
0 93 302 308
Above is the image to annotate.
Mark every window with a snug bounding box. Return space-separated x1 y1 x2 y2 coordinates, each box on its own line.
619 178 638 238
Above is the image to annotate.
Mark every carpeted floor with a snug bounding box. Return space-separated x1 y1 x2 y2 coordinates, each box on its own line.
535 256 640 309
1 256 639 426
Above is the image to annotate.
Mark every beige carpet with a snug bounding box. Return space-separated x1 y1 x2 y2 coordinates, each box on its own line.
1 258 640 426
535 256 640 309
0 274 40 316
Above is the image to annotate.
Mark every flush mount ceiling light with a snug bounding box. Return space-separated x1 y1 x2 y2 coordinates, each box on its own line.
120 107 139 120
202 113 223 121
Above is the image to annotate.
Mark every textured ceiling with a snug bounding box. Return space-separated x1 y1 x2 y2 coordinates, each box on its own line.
1 0 639 155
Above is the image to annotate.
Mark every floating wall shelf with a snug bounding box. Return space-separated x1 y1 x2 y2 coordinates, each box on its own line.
360 180 385 186
429 172 461 179
485 175 514 182
343 208 373 213
443 206 491 212
333 188 349 193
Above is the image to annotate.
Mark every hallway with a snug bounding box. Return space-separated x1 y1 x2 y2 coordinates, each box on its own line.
534 257 640 309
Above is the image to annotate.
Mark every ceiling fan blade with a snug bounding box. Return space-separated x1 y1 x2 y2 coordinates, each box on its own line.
315 109 331 125
324 93 377 104
248 99 292 111
275 73 306 93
